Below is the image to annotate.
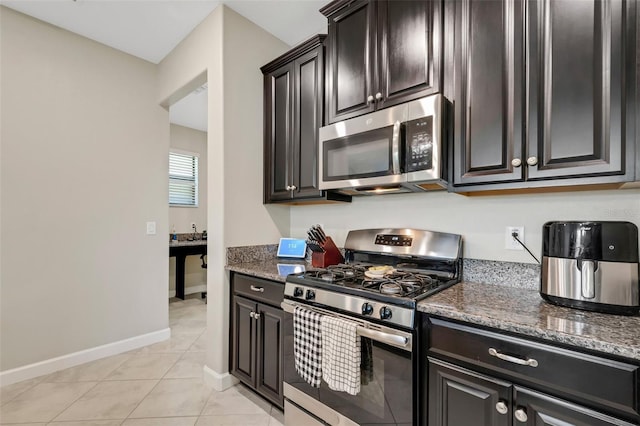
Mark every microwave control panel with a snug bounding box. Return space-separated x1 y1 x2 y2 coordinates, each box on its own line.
405 116 433 172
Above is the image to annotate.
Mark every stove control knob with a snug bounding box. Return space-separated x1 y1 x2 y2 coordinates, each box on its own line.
379 306 392 320
293 287 304 298
305 289 316 300
361 303 373 316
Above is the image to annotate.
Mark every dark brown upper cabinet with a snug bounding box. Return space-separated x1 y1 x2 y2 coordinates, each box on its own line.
321 0 442 124
526 0 636 181
452 0 637 191
262 35 351 204
452 0 525 186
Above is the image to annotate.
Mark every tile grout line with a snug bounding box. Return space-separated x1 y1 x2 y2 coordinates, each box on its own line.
123 299 205 421
47 380 101 424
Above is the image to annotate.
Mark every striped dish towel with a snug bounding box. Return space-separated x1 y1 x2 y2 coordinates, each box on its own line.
320 315 361 395
293 306 323 387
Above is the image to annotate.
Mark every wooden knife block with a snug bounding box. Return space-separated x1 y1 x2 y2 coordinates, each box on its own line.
311 237 344 268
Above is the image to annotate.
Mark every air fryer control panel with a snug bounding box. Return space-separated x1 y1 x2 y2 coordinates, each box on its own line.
543 221 639 262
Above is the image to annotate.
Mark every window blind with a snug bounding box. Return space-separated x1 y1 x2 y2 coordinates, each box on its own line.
169 152 199 206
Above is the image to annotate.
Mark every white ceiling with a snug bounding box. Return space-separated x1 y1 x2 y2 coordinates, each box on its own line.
1 0 328 131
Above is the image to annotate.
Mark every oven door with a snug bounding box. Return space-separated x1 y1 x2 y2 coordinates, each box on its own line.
282 300 415 426
318 104 408 191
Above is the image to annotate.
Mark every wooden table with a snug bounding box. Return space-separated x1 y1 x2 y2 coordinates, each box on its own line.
169 241 207 299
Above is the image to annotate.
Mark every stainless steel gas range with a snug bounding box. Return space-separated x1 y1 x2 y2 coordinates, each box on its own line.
281 228 463 426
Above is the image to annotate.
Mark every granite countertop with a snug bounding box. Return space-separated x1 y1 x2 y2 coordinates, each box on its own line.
226 258 309 283
169 240 207 247
418 281 640 362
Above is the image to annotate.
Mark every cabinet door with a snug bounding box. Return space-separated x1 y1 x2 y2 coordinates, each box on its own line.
513 386 637 426
376 0 441 109
256 303 285 408
453 0 525 185
428 358 511 426
527 0 632 180
326 0 376 123
291 47 324 200
231 296 257 386
264 63 294 202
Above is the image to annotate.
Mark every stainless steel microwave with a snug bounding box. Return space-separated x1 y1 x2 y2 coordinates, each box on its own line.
318 94 446 195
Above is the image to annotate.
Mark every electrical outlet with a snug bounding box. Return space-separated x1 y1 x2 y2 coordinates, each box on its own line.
190 222 196 230
505 226 524 250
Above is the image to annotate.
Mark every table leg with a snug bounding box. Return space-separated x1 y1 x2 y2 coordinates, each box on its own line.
175 254 186 300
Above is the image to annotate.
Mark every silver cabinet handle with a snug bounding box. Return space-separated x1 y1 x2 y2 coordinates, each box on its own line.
488 348 538 367
250 285 265 293
249 312 256 319
253 312 261 320
495 401 508 415
375 92 383 100
511 158 522 167
290 185 297 191
285 185 291 191
367 95 374 103
526 156 538 166
514 408 528 422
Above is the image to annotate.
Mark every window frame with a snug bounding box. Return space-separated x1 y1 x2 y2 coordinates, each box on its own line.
169 149 199 208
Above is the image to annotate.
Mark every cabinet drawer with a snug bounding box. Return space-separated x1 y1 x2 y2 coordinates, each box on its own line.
428 318 640 420
233 274 284 307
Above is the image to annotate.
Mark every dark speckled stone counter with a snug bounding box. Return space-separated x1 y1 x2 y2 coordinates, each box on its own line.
226 259 309 283
169 240 207 248
418 281 640 362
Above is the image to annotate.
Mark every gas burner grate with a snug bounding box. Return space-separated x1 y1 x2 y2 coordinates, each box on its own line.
304 264 366 284
361 272 441 297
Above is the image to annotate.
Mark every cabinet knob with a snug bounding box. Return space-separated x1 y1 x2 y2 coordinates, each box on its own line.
253 312 261 320
511 158 522 167
285 185 291 191
514 408 528 422
375 92 383 100
367 95 375 103
249 312 256 319
290 185 297 191
495 401 508 415
526 156 538 166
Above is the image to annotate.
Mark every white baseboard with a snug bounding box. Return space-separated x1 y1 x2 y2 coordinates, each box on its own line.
0 328 171 387
203 365 238 391
169 284 207 299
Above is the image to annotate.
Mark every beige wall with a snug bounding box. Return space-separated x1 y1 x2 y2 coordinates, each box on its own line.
157 5 290 384
0 7 169 371
291 189 640 263
169 124 208 294
170 124 208 234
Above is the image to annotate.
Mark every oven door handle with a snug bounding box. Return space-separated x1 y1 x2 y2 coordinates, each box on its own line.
281 300 411 350
358 327 409 348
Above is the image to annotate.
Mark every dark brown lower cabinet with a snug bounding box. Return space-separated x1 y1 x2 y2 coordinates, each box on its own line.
426 316 639 426
428 358 636 426
230 274 284 409
428 358 510 426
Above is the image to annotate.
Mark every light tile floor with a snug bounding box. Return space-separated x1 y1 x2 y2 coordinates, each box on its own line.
0 297 284 426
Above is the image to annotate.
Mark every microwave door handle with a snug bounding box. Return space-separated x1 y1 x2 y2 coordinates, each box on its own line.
392 121 401 174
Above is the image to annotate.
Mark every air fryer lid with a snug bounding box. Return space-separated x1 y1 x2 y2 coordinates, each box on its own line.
543 221 639 262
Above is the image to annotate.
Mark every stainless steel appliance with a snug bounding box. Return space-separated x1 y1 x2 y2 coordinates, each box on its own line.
318 95 446 195
282 228 463 425
541 221 640 315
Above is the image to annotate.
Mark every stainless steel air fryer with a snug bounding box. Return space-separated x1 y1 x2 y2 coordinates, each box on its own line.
541 221 640 315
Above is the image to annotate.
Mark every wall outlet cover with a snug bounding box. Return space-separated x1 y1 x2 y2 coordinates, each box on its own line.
505 226 524 250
